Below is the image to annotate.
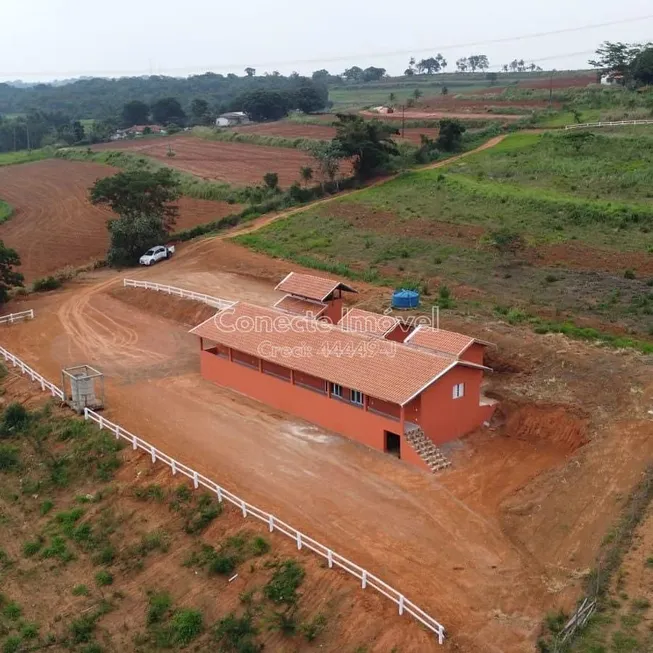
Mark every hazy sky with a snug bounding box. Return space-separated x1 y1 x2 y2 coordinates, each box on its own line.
1 0 652 81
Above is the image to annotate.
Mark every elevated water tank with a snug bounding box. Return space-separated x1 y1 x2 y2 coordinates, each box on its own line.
392 289 420 309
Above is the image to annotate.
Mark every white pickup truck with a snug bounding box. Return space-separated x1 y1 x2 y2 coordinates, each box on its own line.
139 245 175 266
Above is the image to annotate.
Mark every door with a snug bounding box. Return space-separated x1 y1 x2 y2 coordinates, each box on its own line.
385 431 401 459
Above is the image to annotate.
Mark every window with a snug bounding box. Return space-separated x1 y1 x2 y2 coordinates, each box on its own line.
351 390 363 406
453 383 465 399
330 383 343 398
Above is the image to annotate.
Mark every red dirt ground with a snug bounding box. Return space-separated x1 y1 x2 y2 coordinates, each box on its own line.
0 159 241 281
233 120 442 145
4 232 653 652
361 109 522 121
93 135 352 187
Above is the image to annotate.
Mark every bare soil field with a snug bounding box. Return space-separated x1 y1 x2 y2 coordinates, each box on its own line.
93 135 350 187
361 109 523 121
0 159 240 280
4 234 653 652
233 120 441 145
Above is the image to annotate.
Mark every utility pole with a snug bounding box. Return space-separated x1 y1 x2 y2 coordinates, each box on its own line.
401 104 406 138
26 122 31 151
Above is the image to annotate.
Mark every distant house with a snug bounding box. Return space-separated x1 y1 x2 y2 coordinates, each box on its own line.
215 111 250 127
600 73 623 86
111 124 166 140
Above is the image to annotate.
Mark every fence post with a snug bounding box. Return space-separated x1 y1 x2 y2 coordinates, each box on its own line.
40 379 44 391
115 424 120 440
361 570 367 589
327 549 333 568
297 532 302 550
241 500 247 518
83 407 89 421
193 471 198 489
98 416 104 430
171 460 177 475
151 447 156 463
398 595 404 615
132 435 137 450
268 514 274 532
216 486 222 502
438 627 444 645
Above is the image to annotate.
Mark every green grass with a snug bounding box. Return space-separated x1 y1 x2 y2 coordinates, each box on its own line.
0 147 55 167
0 200 13 223
192 125 325 149
447 130 653 204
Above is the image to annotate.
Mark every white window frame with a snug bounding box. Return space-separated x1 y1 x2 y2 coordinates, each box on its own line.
330 383 343 398
453 383 465 399
351 389 364 406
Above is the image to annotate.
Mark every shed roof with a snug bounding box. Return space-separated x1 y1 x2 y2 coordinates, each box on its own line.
190 302 483 406
273 295 327 318
275 272 357 302
405 326 492 357
338 308 401 338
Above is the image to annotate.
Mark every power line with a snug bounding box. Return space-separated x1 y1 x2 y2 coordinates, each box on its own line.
2 14 651 79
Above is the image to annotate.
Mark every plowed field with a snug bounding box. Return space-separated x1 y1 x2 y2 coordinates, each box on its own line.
0 159 240 280
233 120 441 145
93 135 351 187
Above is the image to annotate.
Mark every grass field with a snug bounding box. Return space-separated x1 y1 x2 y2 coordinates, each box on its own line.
237 131 653 345
0 148 54 167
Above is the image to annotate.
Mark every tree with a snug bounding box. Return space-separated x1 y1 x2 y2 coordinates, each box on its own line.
237 90 292 121
151 97 186 125
413 88 422 99
342 66 363 82
263 172 279 190
306 142 344 189
312 69 330 81
404 68 415 76
332 114 398 179
121 100 149 127
436 119 466 152
300 166 313 186
417 58 440 74
0 241 23 304
362 67 386 82
190 98 209 123
467 55 489 72
456 58 468 72
244 67 256 77
441 86 449 96
293 84 328 114
90 169 181 267
631 47 653 86
389 92 396 102
502 64 509 73
589 42 638 83
71 120 85 142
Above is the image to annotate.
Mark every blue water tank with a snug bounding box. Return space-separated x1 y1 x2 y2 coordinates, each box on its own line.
392 289 420 309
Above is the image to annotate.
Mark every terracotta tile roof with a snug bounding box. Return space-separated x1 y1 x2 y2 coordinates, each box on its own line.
275 272 357 302
405 326 492 357
274 295 327 318
338 308 401 338
190 302 464 406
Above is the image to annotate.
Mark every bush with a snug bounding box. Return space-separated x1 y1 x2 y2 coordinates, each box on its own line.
95 570 113 587
32 276 62 292
0 444 19 470
263 172 279 190
624 269 636 279
214 612 260 651
251 536 270 556
168 609 203 646
72 584 89 596
263 560 305 605
147 591 172 625
208 553 238 576
0 403 30 437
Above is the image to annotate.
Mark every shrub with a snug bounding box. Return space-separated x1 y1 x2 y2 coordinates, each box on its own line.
2 601 22 620
263 172 279 190
167 609 203 646
2 636 22 653
0 402 30 436
251 536 270 556
95 570 113 587
147 591 172 625
264 560 305 605
72 584 89 596
134 484 165 502
32 276 62 292
0 444 19 470
40 500 54 515
208 553 238 576
70 614 97 643
302 614 327 642
214 612 260 651
624 269 636 279
23 537 44 557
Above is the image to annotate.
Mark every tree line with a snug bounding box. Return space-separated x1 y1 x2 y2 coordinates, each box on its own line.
589 41 653 86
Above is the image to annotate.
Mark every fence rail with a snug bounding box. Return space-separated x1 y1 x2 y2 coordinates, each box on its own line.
0 309 34 325
0 345 64 400
0 343 447 643
565 119 653 130
123 278 235 310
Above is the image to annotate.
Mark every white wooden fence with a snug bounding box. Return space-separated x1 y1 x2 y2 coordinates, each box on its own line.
123 279 234 311
565 119 653 130
0 344 447 644
0 345 64 400
0 309 34 325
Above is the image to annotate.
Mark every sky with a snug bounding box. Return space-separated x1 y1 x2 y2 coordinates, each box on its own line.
1 0 652 82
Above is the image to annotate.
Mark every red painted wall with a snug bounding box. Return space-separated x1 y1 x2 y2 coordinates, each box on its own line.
321 298 344 324
200 351 402 454
460 343 486 365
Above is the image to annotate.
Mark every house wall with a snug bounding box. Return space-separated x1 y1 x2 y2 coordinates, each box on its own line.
460 343 485 365
200 350 401 454
417 366 491 444
321 298 344 324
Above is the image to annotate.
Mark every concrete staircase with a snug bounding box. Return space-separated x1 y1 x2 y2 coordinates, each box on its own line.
405 426 451 473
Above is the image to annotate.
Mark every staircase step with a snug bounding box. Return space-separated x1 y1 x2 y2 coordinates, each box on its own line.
405 427 451 474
